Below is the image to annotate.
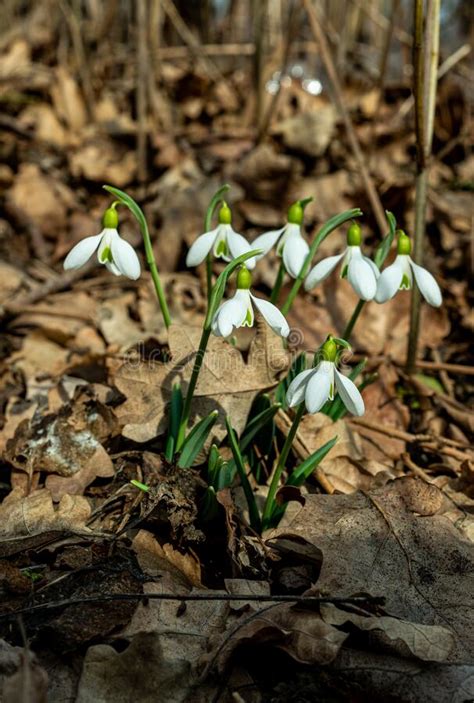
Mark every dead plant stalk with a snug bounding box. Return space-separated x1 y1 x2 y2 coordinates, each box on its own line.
406 0 440 373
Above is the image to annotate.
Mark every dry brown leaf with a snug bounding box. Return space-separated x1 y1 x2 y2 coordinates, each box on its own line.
114 322 288 443
2 650 48 703
132 529 202 587
69 140 137 186
0 489 91 538
50 66 87 132
321 603 454 662
267 477 474 663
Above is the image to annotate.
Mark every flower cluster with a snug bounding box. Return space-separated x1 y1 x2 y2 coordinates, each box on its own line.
64 194 443 420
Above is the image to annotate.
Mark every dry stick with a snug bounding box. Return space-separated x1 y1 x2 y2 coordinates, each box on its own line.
257 1 300 143
406 0 440 374
0 592 385 621
252 0 268 133
59 0 96 121
136 0 148 186
302 0 386 236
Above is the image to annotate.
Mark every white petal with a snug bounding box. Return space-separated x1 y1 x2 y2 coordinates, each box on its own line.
186 228 219 267
304 253 345 291
347 251 377 300
334 368 365 416
250 293 290 338
409 259 442 307
305 363 333 414
212 291 248 337
105 261 121 276
226 228 256 269
111 232 141 280
375 258 404 303
251 227 286 260
286 368 314 407
63 233 103 270
362 255 380 279
282 233 310 279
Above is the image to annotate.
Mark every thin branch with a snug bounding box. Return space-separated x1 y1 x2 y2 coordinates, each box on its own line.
302 0 387 236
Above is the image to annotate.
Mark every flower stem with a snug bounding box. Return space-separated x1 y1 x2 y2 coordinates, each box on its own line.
103 185 172 328
204 184 230 303
270 261 286 304
342 300 365 341
176 327 212 452
261 402 305 529
281 208 362 316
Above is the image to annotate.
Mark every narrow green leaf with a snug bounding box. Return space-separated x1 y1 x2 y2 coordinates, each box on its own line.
165 383 183 461
226 417 261 533
374 210 397 269
286 436 338 485
130 479 150 492
178 411 218 468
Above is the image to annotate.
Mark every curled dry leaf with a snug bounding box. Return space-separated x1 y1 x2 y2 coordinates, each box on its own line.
0 489 92 538
267 477 474 663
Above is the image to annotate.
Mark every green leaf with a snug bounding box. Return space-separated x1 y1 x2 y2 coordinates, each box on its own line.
414 373 445 394
130 479 150 492
226 417 261 533
268 436 338 527
286 436 338 486
178 411 218 468
240 401 281 453
204 248 262 329
165 383 183 461
374 210 397 269
200 486 220 522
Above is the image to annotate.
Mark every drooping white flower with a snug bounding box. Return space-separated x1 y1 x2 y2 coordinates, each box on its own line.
251 200 310 278
186 202 256 269
305 221 378 300
286 337 364 416
63 205 141 280
375 231 442 307
211 266 289 338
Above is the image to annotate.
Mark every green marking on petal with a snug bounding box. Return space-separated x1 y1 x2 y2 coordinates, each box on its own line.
243 308 253 326
341 264 348 279
216 239 228 256
400 273 411 289
99 246 113 263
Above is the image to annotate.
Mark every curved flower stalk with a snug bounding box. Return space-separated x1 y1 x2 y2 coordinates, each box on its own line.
305 222 378 301
375 230 442 307
212 266 290 338
186 202 256 269
64 203 141 280
286 337 365 416
251 199 312 279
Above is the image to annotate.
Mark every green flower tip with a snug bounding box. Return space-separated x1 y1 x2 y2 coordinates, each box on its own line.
218 202 232 225
397 230 412 255
347 221 362 246
102 203 119 229
236 265 252 290
287 201 304 225
322 336 337 362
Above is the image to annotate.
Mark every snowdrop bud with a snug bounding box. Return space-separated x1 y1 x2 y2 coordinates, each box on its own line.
287 201 304 225
236 265 252 289
346 221 362 246
397 230 412 255
102 204 119 229
218 202 232 225
321 336 337 362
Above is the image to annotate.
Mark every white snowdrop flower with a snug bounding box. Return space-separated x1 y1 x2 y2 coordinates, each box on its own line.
251 200 310 278
186 202 256 269
305 222 378 301
63 205 141 280
375 231 442 307
286 337 364 416
211 266 290 338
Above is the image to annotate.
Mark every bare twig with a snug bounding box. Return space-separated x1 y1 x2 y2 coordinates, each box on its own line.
302 0 387 236
136 0 148 185
406 0 440 373
0 592 385 621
